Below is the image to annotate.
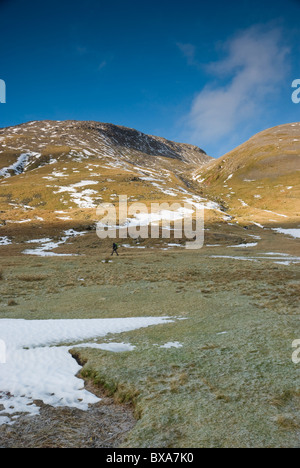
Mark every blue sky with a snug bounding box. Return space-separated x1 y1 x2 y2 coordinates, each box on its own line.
0 0 300 157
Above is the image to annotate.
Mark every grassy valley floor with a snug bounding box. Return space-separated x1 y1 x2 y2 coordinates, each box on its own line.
0 228 299 448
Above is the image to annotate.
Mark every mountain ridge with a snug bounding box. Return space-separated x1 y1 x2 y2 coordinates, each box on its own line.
0 120 211 179
0 119 227 236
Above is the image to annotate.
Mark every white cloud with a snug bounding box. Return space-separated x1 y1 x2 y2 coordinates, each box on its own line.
182 25 290 150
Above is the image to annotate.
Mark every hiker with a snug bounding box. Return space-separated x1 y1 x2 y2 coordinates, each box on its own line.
111 242 119 256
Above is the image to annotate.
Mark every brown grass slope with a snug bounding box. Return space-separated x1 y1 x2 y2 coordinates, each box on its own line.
193 123 300 225
0 120 211 172
0 120 229 235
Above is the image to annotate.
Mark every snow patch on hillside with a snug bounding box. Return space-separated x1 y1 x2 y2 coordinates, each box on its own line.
23 230 87 256
0 237 12 246
0 152 42 178
272 227 300 239
53 181 99 208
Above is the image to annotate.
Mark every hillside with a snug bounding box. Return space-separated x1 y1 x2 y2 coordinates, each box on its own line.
0 120 299 255
0 120 211 174
0 120 224 237
193 123 300 225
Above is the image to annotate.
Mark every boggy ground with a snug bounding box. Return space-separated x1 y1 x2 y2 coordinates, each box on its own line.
0 224 299 448
0 383 135 448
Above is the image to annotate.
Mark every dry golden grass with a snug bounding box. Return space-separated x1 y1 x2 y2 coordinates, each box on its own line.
193 123 300 224
275 414 300 430
16 274 47 282
7 299 18 306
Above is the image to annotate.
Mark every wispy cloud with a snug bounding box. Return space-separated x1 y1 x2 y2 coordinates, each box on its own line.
182 25 290 154
75 45 88 56
98 60 107 71
73 45 111 72
177 42 199 67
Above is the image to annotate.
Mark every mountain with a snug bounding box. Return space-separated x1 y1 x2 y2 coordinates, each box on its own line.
0 120 211 176
193 123 300 225
0 120 224 236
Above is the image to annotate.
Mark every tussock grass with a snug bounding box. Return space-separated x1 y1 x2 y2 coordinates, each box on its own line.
7 299 18 306
16 274 47 282
275 414 300 430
